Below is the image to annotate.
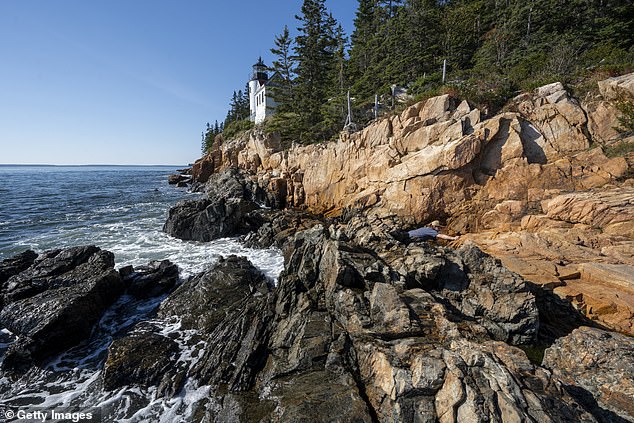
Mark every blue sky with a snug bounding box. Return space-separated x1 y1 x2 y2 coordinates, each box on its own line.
0 1 356 165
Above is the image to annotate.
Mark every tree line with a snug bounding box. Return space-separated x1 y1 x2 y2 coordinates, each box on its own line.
204 0 633 153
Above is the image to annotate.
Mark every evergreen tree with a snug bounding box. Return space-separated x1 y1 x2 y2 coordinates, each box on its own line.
322 22 350 134
294 0 339 142
202 120 223 154
267 26 302 144
270 25 297 113
248 0 634 147
349 0 376 81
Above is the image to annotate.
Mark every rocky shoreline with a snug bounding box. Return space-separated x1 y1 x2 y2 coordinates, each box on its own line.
0 74 633 422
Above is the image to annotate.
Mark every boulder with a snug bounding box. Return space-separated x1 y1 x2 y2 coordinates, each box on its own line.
167 174 189 185
543 326 634 421
584 100 623 145
102 329 180 395
191 154 215 184
0 249 37 285
441 243 539 345
122 259 179 299
163 169 261 242
597 72 634 100
158 255 271 332
0 246 124 372
516 83 590 158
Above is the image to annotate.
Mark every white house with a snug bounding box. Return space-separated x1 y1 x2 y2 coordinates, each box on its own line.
248 57 277 124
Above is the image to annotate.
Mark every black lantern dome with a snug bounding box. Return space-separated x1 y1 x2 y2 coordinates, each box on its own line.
252 57 269 83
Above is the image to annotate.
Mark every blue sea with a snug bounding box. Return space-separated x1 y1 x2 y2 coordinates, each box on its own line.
0 165 283 278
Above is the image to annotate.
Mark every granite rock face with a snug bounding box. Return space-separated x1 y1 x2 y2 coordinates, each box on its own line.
193 79 632 223
543 326 634 421
103 212 612 422
183 77 632 339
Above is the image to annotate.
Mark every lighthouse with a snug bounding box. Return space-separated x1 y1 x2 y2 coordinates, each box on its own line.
248 57 277 124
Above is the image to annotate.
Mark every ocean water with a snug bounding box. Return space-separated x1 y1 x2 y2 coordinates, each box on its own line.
0 165 284 421
0 165 283 279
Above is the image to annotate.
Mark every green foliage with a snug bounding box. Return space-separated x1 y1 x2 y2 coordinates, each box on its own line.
605 141 634 158
269 26 297 114
202 0 634 152
222 119 254 140
615 99 634 135
224 89 250 127
263 112 303 148
293 0 342 142
201 120 222 154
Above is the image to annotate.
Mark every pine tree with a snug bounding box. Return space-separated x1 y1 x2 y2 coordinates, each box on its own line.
270 25 297 113
267 25 302 144
294 0 339 142
322 22 350 135
349 0 376 81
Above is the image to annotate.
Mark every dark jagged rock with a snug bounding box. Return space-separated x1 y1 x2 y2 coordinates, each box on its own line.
153 200 612 420
162 197 258 241
543 326 634 422
102 328 180 395
201 168 262 204
0 246 124 372
163 169 262 242
240 220 594 423
3 246 103 302
438 243 539 345
158 255 271 331
340 216 539 345
122 259 179 299
159 255 274 392
241 208 324 249
0 249 37 286
168 174 190 185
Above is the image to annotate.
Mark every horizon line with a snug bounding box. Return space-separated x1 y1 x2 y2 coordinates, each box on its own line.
0 163 190 167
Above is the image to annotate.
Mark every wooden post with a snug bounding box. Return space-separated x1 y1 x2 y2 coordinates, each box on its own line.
442 59 447 84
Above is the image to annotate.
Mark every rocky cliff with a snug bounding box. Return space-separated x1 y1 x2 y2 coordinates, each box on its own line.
4 222 632 421
191 73 634 338
2 74 633 422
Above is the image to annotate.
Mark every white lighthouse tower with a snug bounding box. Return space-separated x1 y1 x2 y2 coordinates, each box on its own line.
248 57 277 124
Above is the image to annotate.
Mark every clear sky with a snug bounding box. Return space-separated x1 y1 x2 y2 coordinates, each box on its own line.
0 1 356 165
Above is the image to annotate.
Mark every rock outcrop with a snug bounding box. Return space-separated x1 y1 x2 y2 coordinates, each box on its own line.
0 249 37 286
104 213 613 422
134 74 634 421
0 247 184 374
543 326 634 421
121 259 179 299
163 169 261 241
0 246 125 372
182 74 633 336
